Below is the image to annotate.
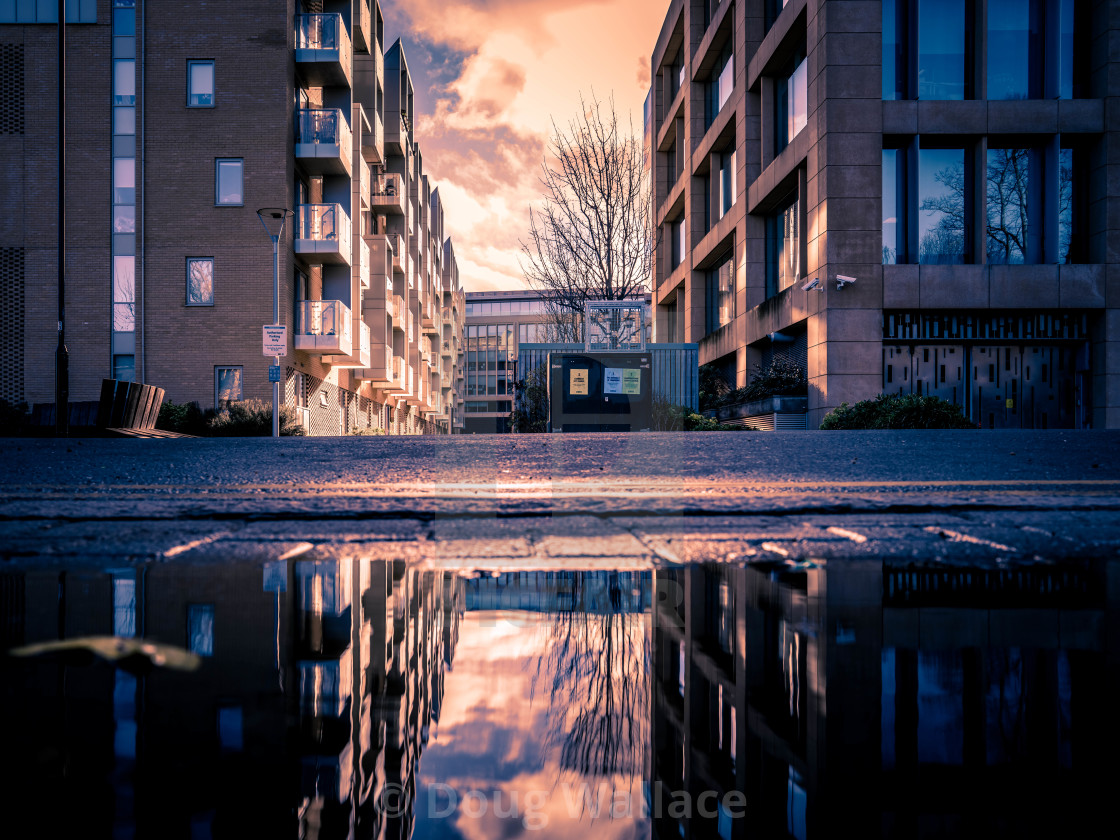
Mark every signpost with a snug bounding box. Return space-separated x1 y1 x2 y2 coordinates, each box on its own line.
262 325 287 357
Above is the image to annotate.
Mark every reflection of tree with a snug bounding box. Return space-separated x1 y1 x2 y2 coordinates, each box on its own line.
532 573 650 786
918 163 966 264
986 148 1029 264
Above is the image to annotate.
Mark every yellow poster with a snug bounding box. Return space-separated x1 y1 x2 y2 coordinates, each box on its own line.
622 369 641 395
570 369 589 395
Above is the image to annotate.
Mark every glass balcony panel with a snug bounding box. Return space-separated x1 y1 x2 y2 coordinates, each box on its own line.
296 204 352 265
294 13 352 87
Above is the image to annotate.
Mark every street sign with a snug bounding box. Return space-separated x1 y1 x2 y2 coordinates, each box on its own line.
268 364 282 382
262 325 287 356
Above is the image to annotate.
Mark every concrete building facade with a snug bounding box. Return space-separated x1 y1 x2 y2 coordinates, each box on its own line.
650 0 1120 428
1 0 465 435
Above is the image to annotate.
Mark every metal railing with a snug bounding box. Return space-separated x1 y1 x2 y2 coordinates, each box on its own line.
372 171 403 199
295 108 351 151
297 300 352 343
295 13 352 71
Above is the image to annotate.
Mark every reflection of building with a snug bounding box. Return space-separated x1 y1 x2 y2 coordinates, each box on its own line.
649 0 1120 428
652 560 1117 838
464 570 652 613
0 561 463 839
2 1 465 435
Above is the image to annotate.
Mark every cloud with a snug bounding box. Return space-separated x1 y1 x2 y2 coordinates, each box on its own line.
380 0 664 292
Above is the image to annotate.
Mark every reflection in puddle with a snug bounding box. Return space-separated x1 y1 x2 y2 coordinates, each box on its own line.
0 556 1113 838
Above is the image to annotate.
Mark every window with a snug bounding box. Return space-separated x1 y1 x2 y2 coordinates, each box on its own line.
918 146 967 264
113 59 135 104
704 42 733 128
113 256 135 331
187 604 214 657
0 0 97 23
215 366 243 405
113 157 134 204
986 147 1035 264
764 0 791 31
883 148 902 264
718 150 736 219
705 251 735 334
112 354 135 382
670 216 685 269
775 51 807 153
987 0 1042 100
187 258 214 305
188 60 214 107
215 158 243 205
918 0 967 99
766 192 801 297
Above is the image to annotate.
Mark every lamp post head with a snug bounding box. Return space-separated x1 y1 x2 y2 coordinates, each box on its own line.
256 207 293 242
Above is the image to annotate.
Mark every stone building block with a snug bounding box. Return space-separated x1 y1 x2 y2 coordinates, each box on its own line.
919 265 990 308
818 307 881 343
821 1 882 34
826 230 883 265
823 339 882 375
989 264 1059 308
1059 264 1107 307
987 100 1058 134
813 371 881 412
883 264 920 307
1059 98 1105 133
818 98 882 133
819 164 881 198
917 100 987 134
818 196 879 232
822 33 882 70
882 100 917 134
818 131 883 166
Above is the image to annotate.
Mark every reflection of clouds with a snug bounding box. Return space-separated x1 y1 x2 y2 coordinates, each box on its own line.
381 0 662 290
415 609 649 838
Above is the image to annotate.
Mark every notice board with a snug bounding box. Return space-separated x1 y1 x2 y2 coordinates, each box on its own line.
548 352 652 432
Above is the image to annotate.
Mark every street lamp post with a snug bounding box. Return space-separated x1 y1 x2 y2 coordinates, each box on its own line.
257 208 293 438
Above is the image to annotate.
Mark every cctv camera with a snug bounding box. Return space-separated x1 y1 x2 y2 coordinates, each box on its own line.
835 274 857 289
801 277 822 292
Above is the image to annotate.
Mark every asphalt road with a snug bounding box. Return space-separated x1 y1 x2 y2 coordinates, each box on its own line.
1 431 1118 567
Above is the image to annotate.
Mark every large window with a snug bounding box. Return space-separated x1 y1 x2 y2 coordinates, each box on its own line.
887 0 1086 102
766 192 800 297
187 258 214 305
188 60 215 107
215 366 243 405
670 216 686 269
704 42 733 129
705 251 735 334
718 150 736 220
887 138 1085 265
215 158 243 205
113 256 135 332
187 604 215 657
918 146 968 264
774 51 807 154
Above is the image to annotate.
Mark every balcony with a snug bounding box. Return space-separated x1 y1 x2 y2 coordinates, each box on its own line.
354 0 372 54
441 371 452 389
354 342 393 383
359 160 370 209
385 110 409 156
359 103 384 165
407 310 415 342
334 318 371 368
295 204 352 265
295 300 353 356
391 294 405 331
441 338 452 359
295 14 352 88
358 236 370 289
364 234 391 287
295 109 352 176
371 172 405 215
389 233 407 276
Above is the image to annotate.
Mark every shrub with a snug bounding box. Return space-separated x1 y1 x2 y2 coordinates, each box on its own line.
348 427 385 435
157 399 210 436
819 394 976 430
0 399 30 436
701 359 807 411
205 399 306 436
684 412 754 431
651 395 688 431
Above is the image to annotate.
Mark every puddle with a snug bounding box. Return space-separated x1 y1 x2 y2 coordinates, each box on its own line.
0 556 1113 838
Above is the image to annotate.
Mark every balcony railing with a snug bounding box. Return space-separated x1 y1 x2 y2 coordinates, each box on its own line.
294 109 352 176
358 236 370 289
388 233 406 275
295 204 352 265
359 161 370 208
371 172 406 215
294 14 352 87
295 299 352 355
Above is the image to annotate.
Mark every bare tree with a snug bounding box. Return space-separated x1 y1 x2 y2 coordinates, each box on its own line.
520 94 653 343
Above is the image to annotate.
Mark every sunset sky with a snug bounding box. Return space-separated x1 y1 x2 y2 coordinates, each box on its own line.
380 0 666 292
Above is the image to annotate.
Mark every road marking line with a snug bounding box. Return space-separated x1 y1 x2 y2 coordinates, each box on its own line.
923 526 1017 552
761 542 790 557
827 526 868 543
162 531 230 558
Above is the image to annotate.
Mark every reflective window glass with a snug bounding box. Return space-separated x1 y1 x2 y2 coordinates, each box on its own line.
187 258 214 305
918 0 965 99
988 0 1039 100
113 158 135 204
986 148 1031 264
918 147 965 264
188 60 215 107
113 59 135 104
215 159 243 205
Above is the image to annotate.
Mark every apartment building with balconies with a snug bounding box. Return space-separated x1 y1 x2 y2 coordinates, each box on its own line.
2 0 465 435
650 0 1120 429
